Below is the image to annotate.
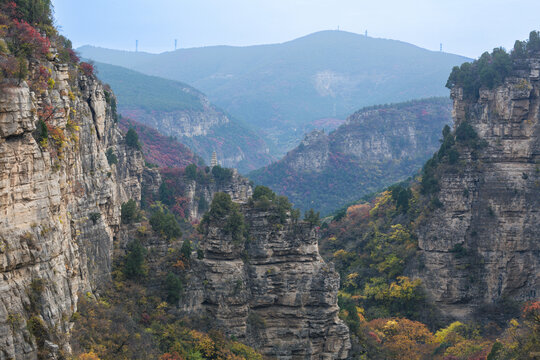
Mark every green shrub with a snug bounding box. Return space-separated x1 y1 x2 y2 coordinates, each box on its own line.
304 209 320 227
124 238 147 280
451 243 468 259
389 184 411 213
14 0 54 26
149 208 182 240
158 182 174 206
165 272 183 304
201 192 246 244
252 185 276 202
421 158 439 195
211 165 233 184
36 119 48 144
180 239 192 259
106 148 117 165
224 208 246 244
276 196 292 224
446 47 512 99
207 192 234 219
89 212 101 225
125 128 141 150
197 196 209 213
27 315 47 347
121 199 138 224
184 163 197 181
456 122 478 143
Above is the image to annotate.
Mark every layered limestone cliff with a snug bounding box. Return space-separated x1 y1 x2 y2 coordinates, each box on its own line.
182 204 351 359
288 130 330 173
123 94 229 138
185 168 253 220
0 57 148 358
417 59 540 319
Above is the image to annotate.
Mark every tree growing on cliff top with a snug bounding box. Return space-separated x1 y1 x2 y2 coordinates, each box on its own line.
304 209 320 227
446 47 512 99
200 192 246 243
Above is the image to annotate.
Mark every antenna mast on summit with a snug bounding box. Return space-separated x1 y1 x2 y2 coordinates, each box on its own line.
175 39 177 50
136 40 138 52
440 43 443 52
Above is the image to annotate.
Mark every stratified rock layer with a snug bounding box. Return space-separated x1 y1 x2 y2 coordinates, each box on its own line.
185 168 252 220
0 59 146 359
183 205 351 359
417 59 540 319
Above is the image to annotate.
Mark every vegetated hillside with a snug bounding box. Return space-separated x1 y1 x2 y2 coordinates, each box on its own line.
93 61 272 173
79 31 470 156
249 98 452 214
317 33 540 359
0 2 331 359
118 116 204 168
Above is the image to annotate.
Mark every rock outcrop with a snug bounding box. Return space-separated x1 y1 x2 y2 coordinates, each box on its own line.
288 130 330 173
417 58 540 320
185 168 253 220
0 57 148 358
182 204 351 359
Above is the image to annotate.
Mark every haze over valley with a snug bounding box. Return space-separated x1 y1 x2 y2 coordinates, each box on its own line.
79 31 469 167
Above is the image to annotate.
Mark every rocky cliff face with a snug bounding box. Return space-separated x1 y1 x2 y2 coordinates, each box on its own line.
185 169 252 220
249 98 452 214
417 60 540 319
0 57 148 359
182 204 351 359
288 130 330 173
124 94 229 138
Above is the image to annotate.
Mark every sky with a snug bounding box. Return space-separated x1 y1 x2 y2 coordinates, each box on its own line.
52 0 540 59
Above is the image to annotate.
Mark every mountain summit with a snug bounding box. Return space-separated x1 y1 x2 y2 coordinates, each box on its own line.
79 31 469 157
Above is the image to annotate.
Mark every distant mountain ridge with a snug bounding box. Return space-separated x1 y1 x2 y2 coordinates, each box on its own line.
79 31 470 157
248 98 453 214
92 61 271 172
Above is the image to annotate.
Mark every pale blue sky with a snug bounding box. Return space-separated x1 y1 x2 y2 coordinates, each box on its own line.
52 0 540 58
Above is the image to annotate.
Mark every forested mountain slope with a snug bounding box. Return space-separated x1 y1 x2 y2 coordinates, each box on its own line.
249 98 452 214
93 61 271 173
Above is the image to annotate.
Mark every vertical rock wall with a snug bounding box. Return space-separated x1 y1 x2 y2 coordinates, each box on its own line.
0 59 145 359
183 205 351 359
417 59 540 319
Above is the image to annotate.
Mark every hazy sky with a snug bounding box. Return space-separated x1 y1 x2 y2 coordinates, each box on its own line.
52 0 540 58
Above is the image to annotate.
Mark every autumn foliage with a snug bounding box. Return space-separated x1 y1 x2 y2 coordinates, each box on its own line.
80 62 94 77
10 19 50 56
118 117 203 168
